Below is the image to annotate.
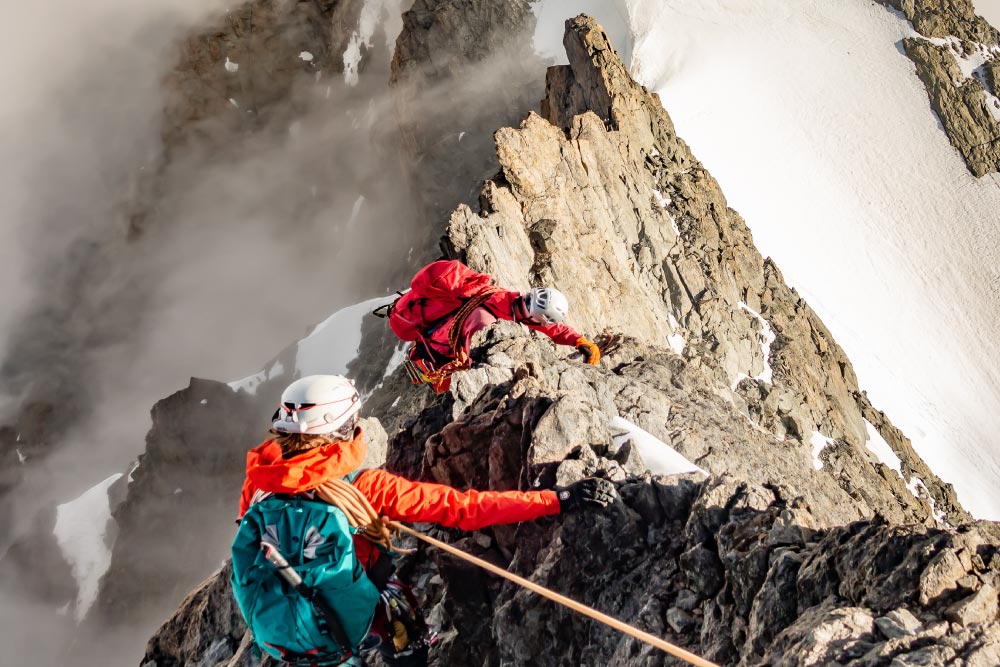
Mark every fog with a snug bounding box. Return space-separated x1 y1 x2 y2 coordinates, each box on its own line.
0 0 551 664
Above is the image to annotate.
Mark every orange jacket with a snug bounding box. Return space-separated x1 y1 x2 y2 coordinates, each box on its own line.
238 431 560 566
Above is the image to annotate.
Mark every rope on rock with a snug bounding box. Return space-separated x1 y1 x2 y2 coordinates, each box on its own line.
385 520 721 667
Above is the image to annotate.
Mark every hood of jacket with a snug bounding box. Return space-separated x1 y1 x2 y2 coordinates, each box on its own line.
245 429 367 494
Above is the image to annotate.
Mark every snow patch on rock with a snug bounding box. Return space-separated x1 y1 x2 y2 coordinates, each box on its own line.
667 314 686 354
738 301 775 384
54 474 123 621
343 0 405 85
865 418 903 476
610 416 708 476
907 475 948 525
810 431 834 470
383 343 408 381
296 296 387 376
228 369 266 395
347 195 366 228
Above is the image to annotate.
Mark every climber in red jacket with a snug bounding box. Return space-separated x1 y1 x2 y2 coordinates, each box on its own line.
237 374 616 667
385 259 602 393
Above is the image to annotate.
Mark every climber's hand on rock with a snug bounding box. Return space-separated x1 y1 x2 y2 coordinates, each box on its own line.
575 337 601 365
556 478 617 512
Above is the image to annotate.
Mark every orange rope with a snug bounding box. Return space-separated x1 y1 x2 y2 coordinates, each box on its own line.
314 479 395 551
445 286 503 359
413 286 505 386
386 520 721 667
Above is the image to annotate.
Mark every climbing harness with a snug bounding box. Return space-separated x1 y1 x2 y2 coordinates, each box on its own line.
385 520 721 667
402 287 504 393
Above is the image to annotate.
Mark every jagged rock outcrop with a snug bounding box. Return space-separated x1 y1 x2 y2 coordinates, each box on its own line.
447 16 963 525
143 329 1000 667
877 0 1000 176
880 0 1000 43
388 0 545 241
986 54 1000 95
95 378 268 628
140 14 1000 667
902 38 1000 177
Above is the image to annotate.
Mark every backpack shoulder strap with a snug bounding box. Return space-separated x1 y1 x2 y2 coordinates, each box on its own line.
372 290 407 319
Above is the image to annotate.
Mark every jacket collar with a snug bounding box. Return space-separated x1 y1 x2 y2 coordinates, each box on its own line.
245 428 367 494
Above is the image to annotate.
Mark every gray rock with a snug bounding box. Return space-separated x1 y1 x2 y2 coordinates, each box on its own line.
945 582 999 626
919 548 969 605
902 37 1000 178
675 589 700 613
875 608 924 639
358 416 388 470
666 607 696 634
680 544 726 597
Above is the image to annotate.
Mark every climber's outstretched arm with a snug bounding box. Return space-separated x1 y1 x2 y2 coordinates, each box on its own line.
353 468 560 531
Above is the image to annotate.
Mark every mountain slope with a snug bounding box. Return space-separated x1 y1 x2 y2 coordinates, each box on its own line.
620 0 1000 519
141 15 999 667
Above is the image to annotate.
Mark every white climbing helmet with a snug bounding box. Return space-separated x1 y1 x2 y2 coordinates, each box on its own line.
525 287 570 324
272 375 361 436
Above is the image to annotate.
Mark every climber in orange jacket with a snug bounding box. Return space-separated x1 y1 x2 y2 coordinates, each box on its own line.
386 259 601 393
236 374 616 666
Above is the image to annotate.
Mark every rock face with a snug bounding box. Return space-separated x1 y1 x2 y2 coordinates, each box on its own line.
94 378 268 629
877 0 1000 176
903 37 1000 177
160 0 363 152
986 54 1000 95
448 16 964 526
140 14 1000 667
880 0 1000 42
388 0 545 245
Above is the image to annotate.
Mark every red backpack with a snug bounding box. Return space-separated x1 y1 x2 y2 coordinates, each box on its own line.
387 260 495 342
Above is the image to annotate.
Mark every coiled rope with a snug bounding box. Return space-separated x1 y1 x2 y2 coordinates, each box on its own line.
314 478 397 552
385 520 721 667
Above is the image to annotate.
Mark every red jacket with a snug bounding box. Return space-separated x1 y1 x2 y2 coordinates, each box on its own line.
423 287 581 359
238 431 561 568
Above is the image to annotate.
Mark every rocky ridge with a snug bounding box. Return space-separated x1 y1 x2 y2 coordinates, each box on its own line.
878 0 1000 176
139 13 1000 667
387 0 547 251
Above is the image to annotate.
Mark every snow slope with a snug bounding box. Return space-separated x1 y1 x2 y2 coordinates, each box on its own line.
53 474 123 621
230 295 390 395
613 0 1000 519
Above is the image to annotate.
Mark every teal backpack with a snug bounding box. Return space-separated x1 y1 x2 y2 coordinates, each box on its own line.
231 495 380 665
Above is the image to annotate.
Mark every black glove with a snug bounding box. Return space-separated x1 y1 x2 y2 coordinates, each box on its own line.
555 478 617 512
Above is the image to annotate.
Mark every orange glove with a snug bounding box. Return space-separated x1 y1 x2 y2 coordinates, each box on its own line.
575 337 601 365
